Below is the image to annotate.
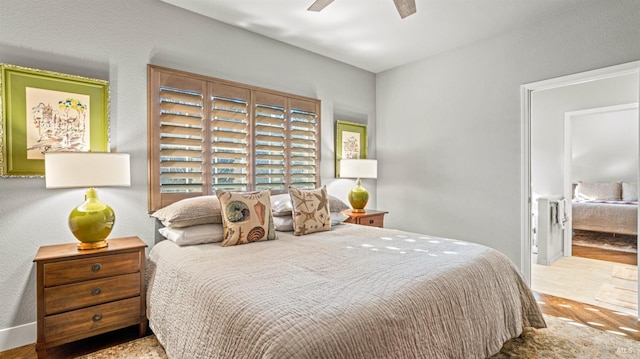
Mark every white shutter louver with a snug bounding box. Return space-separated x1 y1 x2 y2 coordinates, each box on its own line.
255 93 286 192
290 100 318 189
211 87 249 192
159 87 204 193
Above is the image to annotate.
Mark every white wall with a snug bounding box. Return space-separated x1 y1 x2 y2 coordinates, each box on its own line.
0 0 376 344
376 0 640 268
571 108 639 184
532 74 638 197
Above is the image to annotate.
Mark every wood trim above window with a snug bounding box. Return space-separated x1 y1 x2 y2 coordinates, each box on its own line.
147 65 321 212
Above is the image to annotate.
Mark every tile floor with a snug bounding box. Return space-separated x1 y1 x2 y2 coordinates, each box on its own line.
532 255 638 315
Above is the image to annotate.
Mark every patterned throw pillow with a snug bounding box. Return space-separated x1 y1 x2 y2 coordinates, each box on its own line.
216 190 277 246
289 186 331 236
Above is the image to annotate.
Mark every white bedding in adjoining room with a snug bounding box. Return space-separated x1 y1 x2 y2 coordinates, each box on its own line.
146 224 545 359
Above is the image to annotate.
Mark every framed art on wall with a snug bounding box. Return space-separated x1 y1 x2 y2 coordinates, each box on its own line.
0 64 109 177
335 120 367 177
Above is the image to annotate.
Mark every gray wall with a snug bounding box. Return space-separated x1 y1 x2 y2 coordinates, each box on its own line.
571 108 638 184
532 74 638 198
376 0 640 268
0 0 376 335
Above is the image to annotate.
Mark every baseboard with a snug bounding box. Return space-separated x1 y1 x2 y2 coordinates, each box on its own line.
0 322 36 352
537 251 563 266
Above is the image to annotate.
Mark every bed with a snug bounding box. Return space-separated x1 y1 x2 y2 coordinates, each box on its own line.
572 182 638 235
572 199 638 235
146 223 545 359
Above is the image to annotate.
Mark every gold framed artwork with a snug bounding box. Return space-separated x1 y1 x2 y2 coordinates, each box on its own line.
0 64 109 177
335 120 367 177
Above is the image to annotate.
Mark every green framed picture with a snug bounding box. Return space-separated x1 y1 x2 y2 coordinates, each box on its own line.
0 64 109 177
335 120 367 177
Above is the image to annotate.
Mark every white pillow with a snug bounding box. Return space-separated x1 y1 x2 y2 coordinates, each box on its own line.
273 216 294 232
575 182 621 201
158 224 224 246
271 194 294 216
622 182 638 201
331 212 348 225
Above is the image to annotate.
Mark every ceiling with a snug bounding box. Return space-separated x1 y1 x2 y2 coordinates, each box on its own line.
161 0 585 73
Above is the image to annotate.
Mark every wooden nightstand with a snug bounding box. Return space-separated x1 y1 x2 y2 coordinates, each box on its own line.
33 236 147 358
342 209 388 228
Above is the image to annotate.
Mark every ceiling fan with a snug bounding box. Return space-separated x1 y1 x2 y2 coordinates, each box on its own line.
308 0 417 19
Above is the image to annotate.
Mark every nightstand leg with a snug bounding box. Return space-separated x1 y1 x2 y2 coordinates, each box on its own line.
139 321 148 337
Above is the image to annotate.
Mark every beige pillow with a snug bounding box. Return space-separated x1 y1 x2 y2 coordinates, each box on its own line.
622 182 638 202
216 190 277 246
289 186 331 236
151 195 222 227
575 182 621 201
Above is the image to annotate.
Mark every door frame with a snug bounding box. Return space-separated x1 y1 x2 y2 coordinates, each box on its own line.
520 61 640 300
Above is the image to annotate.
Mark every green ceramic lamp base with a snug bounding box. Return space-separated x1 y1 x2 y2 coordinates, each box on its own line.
69 188 115 250
348 178 369 213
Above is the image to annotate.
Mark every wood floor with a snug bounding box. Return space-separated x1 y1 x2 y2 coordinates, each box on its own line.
0 325 144 359
572 244 638 265
534 291 639 341
2 292 638 358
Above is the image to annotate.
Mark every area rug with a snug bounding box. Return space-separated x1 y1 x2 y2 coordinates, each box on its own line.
595 283 638 311
572 230 637 253
613 265 639 281
78 315 640 359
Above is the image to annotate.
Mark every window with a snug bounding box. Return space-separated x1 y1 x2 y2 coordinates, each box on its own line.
147 65 320 212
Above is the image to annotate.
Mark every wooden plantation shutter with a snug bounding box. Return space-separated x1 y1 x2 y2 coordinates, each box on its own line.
148 69 207 210
210 83 250 192
148 65 321 212
254 91 286 192
289 98 319 189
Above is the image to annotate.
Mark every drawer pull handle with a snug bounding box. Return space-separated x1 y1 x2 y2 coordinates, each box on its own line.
92 313 103 322
369 219 374 224
91 263 101 272
92 287 102 296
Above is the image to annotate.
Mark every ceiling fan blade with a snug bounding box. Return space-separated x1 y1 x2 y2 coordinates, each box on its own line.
308 0 335 12
393 0 416 18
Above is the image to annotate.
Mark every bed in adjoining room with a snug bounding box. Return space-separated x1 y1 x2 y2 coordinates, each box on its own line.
572 181 638 236
145 191 545 359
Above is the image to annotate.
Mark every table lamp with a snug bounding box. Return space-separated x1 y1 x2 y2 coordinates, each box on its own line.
339 159 377 213
44 152 131 249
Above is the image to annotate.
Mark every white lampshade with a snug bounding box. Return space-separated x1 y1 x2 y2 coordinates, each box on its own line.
45 152 131 189
340 159 377 179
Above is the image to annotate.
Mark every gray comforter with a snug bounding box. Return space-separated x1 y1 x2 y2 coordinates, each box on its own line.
147 224 545 359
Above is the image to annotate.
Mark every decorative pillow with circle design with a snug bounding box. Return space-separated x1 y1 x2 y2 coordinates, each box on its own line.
215 190 277 246
289 186 331 236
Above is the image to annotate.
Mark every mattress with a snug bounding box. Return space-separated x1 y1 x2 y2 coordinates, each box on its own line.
572 199 638 235
146 224 545 359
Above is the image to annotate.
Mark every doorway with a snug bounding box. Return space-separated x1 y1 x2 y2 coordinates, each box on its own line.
521 61 640 319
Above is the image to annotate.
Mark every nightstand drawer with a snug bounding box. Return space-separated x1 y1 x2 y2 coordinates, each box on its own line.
44 273 141 315
342 210 388 228
359 216 384 227
44 252 140 287
44 296 141 343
